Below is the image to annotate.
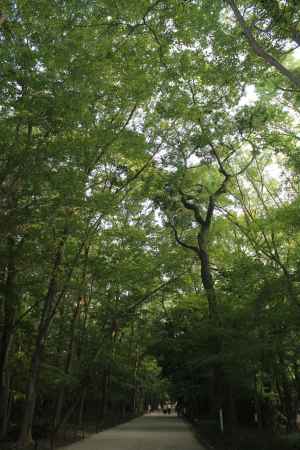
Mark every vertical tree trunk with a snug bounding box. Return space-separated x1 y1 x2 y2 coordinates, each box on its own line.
0 368 11 439
197 233 223 415
99 371 108 423
280 367 296 432
132 346 141 414
0 321 15 439
227 383 237 434
293 361 300 411
18 314 50 447
0 237 17 439
198 245 219 320
53 298 81 432
54 248 89 435
78 387 87 437
18 235 66 447
254 374 263 430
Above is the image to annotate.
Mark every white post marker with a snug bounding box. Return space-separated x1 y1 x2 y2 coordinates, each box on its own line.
219 408 224 433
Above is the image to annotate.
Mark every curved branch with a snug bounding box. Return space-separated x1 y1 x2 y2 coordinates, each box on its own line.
179 189 205 226
168 220 199 255
209 143 229 177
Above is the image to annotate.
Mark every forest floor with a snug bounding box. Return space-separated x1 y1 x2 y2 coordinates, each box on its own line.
192 419 300 450
0 414 136 450
60 413 206 450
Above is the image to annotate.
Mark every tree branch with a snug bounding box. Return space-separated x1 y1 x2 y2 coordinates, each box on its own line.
227 0 300 89
179 189 205 226
168 220 199 255
0 12 7 26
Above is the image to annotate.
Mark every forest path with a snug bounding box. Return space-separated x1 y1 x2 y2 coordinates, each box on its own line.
63 413 206 450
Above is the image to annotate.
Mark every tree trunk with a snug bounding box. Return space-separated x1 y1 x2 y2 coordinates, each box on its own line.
53 298 81 432
78 387 87 437
99 371 108 423
293 361 300 410
198 246 219 320
53 248 89 435
51 396 82 450
0 370 11 439
198 234 222 415
18 236 65 447
281 372 296 432
0 237 17 439
18 321 51 445
227 383 238 434
0 321 15 439
254 374 263 430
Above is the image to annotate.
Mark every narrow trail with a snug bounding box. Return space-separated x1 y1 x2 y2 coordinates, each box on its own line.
63 413 206 450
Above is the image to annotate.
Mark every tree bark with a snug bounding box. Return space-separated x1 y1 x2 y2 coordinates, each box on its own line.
227 382 238 434
0 237 17 439
99 371 108 423
198 244 219 320
277 356 296 432
53 298 81 432
18 236 66 447
78 387 87 436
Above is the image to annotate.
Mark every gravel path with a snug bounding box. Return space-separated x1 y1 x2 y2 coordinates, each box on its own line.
62 413 206 450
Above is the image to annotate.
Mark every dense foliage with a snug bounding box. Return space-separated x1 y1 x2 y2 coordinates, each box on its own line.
0 1 300 449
